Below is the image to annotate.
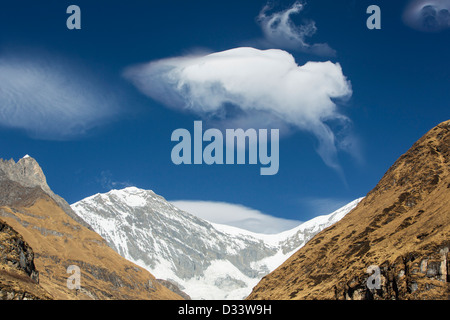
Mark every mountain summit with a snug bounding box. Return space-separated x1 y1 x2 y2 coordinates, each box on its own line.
0 155 49 192
247 120 450 300
0 155 91 230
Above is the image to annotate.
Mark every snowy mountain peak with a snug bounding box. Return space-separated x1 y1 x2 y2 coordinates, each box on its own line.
71 187 362 300
112 186 153 194
107 187 153 207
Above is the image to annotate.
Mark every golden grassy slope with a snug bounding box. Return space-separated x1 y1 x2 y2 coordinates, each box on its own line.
247 120 450 300
0 193 183 300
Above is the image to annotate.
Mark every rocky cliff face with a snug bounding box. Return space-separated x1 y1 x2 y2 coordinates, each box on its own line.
0 156 183 300
247 120 450 300
0 219 52 300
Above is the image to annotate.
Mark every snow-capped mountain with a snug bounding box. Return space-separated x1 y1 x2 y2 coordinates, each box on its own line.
71 187 362 300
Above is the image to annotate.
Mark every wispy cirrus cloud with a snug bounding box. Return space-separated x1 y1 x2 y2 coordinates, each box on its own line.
0 49 123 140
124 47 355 174
97 170 133 191
297 196 353 218
256 1 336 56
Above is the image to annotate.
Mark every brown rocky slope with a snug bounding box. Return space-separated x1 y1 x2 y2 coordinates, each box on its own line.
0 156 183 300
247 120 450 300
0 219 52 299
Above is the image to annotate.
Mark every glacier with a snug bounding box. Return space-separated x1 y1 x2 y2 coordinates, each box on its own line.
71 186 362 300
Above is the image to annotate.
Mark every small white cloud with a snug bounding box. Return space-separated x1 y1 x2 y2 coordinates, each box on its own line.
403 0 450 32
0 50 122 140
257 1 336 56
170 200 302 234
124 47 354 173
97 170 133 191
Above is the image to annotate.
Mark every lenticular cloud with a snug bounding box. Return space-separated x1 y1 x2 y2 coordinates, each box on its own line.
0 52 121 140
124 47 353 172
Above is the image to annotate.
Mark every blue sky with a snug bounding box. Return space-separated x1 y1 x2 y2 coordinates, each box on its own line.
0 0 449 232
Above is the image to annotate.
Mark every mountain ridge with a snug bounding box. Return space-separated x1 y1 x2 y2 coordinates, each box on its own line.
71 186 362 299
247 119 450 300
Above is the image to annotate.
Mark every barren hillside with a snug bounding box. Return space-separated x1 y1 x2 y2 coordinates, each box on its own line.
247 120 450 300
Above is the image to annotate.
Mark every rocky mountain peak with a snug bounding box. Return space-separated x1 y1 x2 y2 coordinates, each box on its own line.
0 155 92 230
0 155 50 194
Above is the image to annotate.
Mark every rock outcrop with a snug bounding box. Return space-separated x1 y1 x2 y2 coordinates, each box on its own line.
0 219 52 300
156 279 192 300
247 120 450 300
